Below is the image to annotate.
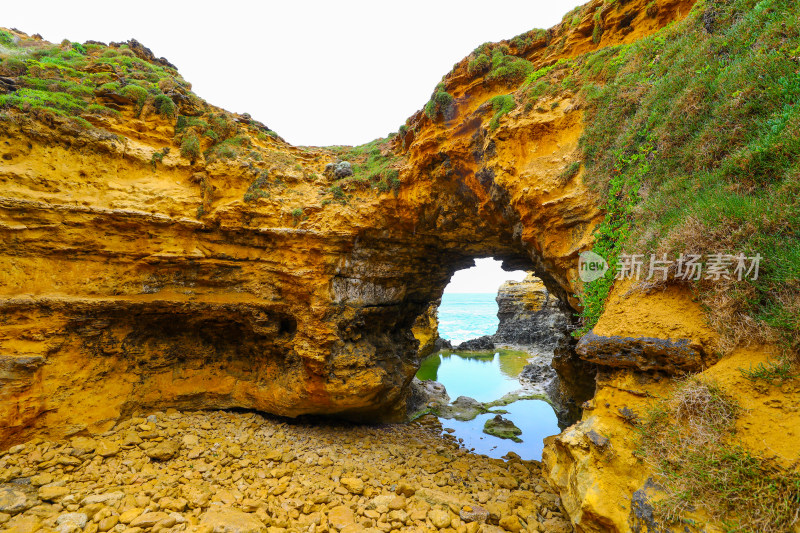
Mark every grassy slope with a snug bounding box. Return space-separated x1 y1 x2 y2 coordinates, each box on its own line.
572 0 799 352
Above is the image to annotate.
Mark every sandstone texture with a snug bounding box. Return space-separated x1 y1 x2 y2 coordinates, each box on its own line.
7 0 793 531
493 275 568 351
0 0 695 447
0 409 572 533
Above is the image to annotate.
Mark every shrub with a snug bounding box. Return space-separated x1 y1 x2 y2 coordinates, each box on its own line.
0 30 16 47
180 131 200 160
592 8 604 44
330 185 345 200
486 49 534 83
467 54 491 76
244 171 270 202
0 56 26 76
153 94 176 117
120 84 148 111
488 94 515 130
423 83 454 121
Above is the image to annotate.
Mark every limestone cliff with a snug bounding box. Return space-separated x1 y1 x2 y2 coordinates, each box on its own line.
412 299 442 358
3 0 798 530
494 274 568 350
6 0 681 445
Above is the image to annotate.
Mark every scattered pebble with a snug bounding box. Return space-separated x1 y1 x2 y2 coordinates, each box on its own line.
0 411 572 532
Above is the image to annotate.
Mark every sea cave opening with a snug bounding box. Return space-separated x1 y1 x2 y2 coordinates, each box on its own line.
411 257 588 460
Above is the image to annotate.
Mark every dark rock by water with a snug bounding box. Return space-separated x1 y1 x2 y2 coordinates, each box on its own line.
455 335 494 351
493 274 569 349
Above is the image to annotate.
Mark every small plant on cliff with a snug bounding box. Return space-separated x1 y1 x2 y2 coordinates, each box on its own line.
739 356 797 384
592 8 604 44
244 171 270 202
150 147 169 169
488 94 515 131
330 185 345 201
558 161 581 186
0 30 16 47
153 94 176 117
636 378 800 531
180 131 200 161
424 83 454 121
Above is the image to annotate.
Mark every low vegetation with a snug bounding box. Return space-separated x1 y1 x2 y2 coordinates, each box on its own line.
467 44 534 84
739 356 797 384
0 35 191 130
423 82 454 121
488 94 515 131
571 0 800 351
243 171 270 202
327 138 404 197
636 378 800 531
0 31 280 172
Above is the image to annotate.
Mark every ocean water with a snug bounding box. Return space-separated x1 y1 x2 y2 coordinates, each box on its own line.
441 400 558 459
437 292 499 345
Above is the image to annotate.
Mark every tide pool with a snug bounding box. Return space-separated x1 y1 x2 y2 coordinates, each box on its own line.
417 349 560 460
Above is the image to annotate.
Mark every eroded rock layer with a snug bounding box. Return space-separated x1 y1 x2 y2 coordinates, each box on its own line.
494 274 568 350
0 0 696 448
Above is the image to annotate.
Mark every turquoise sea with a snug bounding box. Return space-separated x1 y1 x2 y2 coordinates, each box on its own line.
437 292 499 345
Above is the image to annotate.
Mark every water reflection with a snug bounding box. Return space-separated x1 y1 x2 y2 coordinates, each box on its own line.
416 350 561 460
417 350 530 403
442 400 558 459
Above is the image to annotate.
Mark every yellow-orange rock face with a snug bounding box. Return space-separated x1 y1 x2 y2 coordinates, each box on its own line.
0 0 696 450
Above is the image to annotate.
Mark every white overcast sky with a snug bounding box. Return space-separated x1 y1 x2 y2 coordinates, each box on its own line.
4 0 583 147
445 258 527 294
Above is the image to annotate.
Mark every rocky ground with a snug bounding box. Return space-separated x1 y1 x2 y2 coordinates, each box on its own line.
0 411 573 533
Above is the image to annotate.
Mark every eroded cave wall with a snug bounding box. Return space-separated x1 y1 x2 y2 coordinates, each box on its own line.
0 0 697 448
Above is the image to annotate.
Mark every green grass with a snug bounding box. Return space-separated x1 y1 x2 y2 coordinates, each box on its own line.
0 88 88 115
488 94 515 131
328 138 404 194
739 357 797 384
486 48 534 83
570 0 800 350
